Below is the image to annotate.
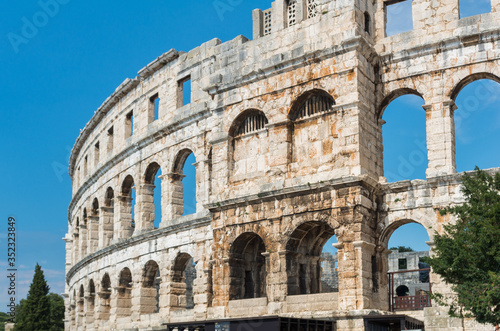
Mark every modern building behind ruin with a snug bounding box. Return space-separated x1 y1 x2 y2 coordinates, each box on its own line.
64 0 500 329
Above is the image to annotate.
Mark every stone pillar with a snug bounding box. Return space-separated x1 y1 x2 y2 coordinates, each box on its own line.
96 291 111 322
272 0 287 31
109 288 118 324
425 101 457 178
64 235 72 273
130 279 141 322
136 183 156 234
163 173 185 223
253 9 264 39
193 262 212 319
72 233 79 264
99 206 114 248
334 242 357 310
138 280 160 315
115 195 134 239
88 215 99 254
193 160 206 213
352 241 377 309
372 245 392 311
85 294 96 328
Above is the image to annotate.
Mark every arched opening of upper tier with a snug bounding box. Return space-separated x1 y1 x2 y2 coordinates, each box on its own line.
103 187 114 246
78 284 84 316
229 109 269 179
229 233 267 300
89 198 99 254
81 209 88 258
87 279 95 324
172 150 197 217
73 217 80 264
141 260 161 314
121 175 136 237
289 90 336 167
381 221 431 312
171 253 196 310
451 76 500 172
99 273 111 320
145 162 163 229
286 221 336 295
117 268 133 317
380 90 426 182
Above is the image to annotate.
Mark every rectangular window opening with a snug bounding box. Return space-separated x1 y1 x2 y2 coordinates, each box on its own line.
385 0 413 37
398 258 408 270
94 142 100 166
178 77 191 107
107 126 114 154
126 111 134 138
84 155 88 177
149 93 160 122
459 0 491 18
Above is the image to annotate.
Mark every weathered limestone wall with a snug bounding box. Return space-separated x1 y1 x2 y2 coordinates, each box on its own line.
65 0 500 330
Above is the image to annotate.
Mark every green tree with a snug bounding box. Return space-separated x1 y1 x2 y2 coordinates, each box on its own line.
427 168 500 325
14 264 51 331
390 246 415 253
0 312 10 331
47 293 65 331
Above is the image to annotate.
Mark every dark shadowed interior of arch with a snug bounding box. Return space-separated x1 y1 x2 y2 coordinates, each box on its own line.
100 273 111 320
182 153 197 216
78 285 84 311
229 233 267 300
172 253 197 309
142 260 161 313
382 94 426 182
286 222 336 295
117 268 132 317
88 279 95 320
454 79 500 172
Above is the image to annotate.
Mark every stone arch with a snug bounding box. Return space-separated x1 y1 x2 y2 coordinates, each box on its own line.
78 284 85 317
169 149 197 218
229 232 267 300
285 221 335 295
288 88 335 120
98 273 111 320
377 88 424 120
101 187 115 247
73 217 80 264
170 253 196 310
120 175 136 237
229 109 269 137
378 218 432 247
141 260 160 314
449 72 500 100
87 279 96 324
104 187 114 207
80 208 88 258
117 267 133 317
141 162 163 230
88 198 99 254
144 162 161 184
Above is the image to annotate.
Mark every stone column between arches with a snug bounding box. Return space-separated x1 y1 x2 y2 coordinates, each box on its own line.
99 206 114 248
136 183 156 233
88 215 99 254
424 101 457 178
115 195 134 239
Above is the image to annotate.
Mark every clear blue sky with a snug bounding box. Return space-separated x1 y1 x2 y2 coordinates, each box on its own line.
0 0 497 310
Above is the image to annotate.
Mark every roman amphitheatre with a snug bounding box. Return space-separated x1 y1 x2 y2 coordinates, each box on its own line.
64 0 500 330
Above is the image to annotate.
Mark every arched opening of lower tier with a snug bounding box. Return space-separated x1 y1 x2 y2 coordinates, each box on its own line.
380 91 426 182
170 253 197 310
286 221 336 295
171 150 197 218
229 233 267 300
102 187 114 246
121 176 136 237
141 260 161 314
117 268 133 317
86 279 95 325
98 273 111 321
144 163 163 229
453 77 500 172
382 220 431 312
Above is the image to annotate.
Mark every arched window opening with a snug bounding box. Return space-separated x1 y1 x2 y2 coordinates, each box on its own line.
92 198 99 216
385 222 431 311
229 233 267 300
171 253 197 310
103 187 115 246
99 273 111 320
145 163 163 229
71 289 77 328
89 198 99 253
286 222 335 295
78 285 84 315
459 0 490 18
234 111 268 137
171 151 197 218
121 175 136 237
117 268 133 317
290 91 335 121
87 280 95 324
73 217 80 264
364 12 371 34
141 261 161 314
381 93 426 182
230 110 270 179
81 209 88 258
453 78 500 172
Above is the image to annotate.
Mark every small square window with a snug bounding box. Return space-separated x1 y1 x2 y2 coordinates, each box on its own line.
398 258 407 270
178 77 191 107
385 0 413 37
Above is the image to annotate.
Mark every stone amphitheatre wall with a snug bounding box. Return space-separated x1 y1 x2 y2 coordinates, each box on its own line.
64 0 500 330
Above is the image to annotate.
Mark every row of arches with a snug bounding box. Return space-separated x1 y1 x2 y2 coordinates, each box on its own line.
69 254 196 328
381 74 500 182
71 150 197 263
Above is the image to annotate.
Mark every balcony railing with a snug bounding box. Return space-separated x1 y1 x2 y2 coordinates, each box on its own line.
388 268 432 311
